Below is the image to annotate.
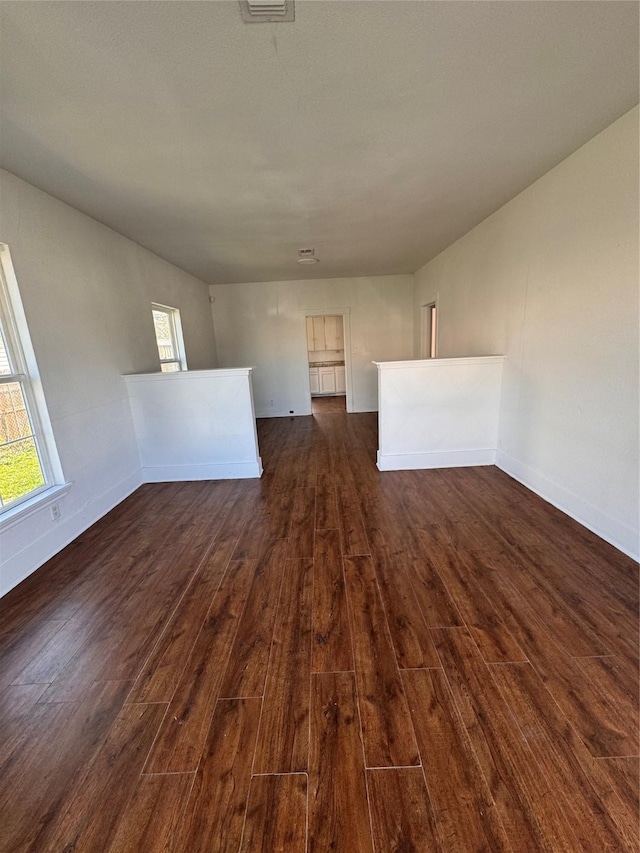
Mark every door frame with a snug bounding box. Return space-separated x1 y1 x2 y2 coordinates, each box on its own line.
420 301 438 359
300 307 353 413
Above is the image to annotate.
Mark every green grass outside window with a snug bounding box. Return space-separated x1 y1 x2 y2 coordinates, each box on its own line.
0 441 45 505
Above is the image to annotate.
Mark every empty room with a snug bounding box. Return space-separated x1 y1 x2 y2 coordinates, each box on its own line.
0 1 638 851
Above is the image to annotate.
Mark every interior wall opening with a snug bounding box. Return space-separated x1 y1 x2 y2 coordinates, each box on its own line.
306 314 347 413
420 302 438 358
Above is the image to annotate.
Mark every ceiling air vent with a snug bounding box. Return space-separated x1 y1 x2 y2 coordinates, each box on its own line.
297 248 318 265
239 1 295 23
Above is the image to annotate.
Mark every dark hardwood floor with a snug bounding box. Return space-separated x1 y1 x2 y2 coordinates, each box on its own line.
0 411 638 852
311 394 346 413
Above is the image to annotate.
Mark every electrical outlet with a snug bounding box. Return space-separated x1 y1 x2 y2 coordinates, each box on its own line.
50 503 61 521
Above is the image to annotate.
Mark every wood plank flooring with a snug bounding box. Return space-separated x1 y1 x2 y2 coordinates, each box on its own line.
0 410 638 852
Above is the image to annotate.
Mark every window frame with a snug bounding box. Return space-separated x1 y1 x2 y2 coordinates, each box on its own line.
0 243 66 519
151 303 187 372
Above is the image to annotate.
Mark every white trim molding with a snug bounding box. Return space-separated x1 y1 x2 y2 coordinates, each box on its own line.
123 367 254 382
377 448 496 471
374 355 505 370
297 307 351 316
142 459 263 482
496 451 639 561
0 470 141 597
0 482 72 533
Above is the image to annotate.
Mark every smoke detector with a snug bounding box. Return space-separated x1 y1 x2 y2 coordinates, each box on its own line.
239 1 295 23
297 248 319 265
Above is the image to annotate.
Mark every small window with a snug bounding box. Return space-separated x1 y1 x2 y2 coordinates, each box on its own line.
0 245 60 512
152 304 187 372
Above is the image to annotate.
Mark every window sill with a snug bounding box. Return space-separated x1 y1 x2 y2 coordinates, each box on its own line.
0 483 73 533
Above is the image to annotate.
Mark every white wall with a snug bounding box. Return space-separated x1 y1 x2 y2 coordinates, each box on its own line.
414 107 639 559
0 170 217 595
210 275 414 416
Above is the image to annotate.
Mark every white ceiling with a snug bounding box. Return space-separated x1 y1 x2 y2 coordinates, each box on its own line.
0 1 638 285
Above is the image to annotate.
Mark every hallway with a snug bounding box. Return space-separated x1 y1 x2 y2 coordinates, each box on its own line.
0 410 637 851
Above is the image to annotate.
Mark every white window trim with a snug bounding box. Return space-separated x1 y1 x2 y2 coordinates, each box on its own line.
0 482 72 532
152 303 188 372
0 243 69 518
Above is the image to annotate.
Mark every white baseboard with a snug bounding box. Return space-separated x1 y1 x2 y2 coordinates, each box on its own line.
1 469 143 597
141 459 263 482
255 409 312 418
377 448 496 471
496 451 639 561
0 454 264 598
255 405 378 417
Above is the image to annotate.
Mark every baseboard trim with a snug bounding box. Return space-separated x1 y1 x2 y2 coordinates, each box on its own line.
496 451 639 561
255 410 312 418
377 448 496 471
1 452 265 598
141 459 263 482
1 469 143 597
255 405 378 418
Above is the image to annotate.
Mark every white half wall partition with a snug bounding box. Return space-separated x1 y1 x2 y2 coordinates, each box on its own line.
124 368 262 481
375 356 505 471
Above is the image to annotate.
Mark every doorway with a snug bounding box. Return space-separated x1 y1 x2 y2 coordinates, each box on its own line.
420 302 438 358
305 313 350 412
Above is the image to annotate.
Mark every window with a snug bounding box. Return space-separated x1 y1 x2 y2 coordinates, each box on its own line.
151 304 187 372
0 244 62 514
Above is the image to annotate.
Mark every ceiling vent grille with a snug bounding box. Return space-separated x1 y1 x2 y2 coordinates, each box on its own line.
297 248 318 265
239 1 295 23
